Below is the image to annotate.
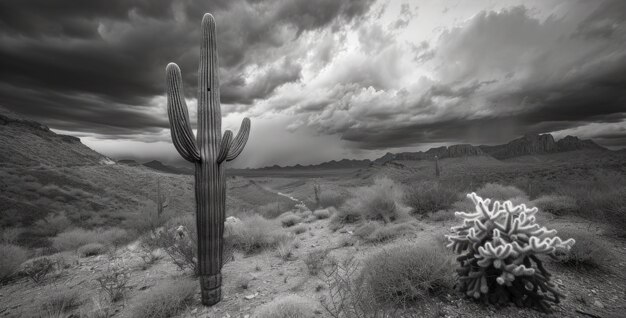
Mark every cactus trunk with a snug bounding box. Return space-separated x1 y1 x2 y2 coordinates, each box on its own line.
165 13 251 306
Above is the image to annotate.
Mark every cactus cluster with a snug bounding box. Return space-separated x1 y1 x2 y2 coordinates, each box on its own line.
446 193 575 312
165 13 250 306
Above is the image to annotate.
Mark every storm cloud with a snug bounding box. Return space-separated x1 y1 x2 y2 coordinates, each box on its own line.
0 0 624 167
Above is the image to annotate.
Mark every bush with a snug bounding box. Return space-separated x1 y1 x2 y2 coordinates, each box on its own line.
39 286 82 316
476 183 527 201
304 248 330 276
0 244 28 282
52 227 130 251
366 223 416 243
291 224 307 235
21 256 57 284
255 295 318 318
553 228 613 269
228 215 292 254
361 241 454 307
342 177 409 223
532 195 577 216
313 208 332 219
328 207 361 231
447 193 575 312
78 243 107 257
129 279 196 318
146 214 198 273
257 202 292 219
429 209 455 222
96 266 130 302
276 241 295 261
318 190 346 209
404 181 459 215
280 212 302 228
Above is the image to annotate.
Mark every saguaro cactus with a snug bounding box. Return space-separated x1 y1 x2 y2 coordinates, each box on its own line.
165 13 251 306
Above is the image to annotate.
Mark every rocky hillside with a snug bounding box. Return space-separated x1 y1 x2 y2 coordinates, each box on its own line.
376 144 486 164
479 134 606 159
0 106 112 167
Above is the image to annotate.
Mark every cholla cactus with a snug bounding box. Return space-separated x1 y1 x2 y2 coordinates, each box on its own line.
446 193 575 312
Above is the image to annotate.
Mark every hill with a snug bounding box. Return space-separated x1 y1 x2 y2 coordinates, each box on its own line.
479 133 606 159
142 160 193 175
0 106 113 167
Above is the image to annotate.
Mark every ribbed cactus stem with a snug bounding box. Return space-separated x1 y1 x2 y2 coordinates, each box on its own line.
165 13 251 306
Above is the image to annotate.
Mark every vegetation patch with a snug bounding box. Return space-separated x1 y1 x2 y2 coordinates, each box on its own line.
0 244 28 282
255 295 318 318
128 278 197 318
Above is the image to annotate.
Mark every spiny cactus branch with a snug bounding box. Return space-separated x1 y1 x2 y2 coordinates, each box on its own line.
166 63 201 163
226 117 250 161
217 130 233 164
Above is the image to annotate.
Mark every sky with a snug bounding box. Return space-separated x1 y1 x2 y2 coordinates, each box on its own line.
0 0 625 168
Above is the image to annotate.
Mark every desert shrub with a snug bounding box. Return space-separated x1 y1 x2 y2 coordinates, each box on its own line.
22 256 57 284
0 244 29 282
1 228 22 244
328 207 362 231
366 223 416 243
447 193 575 312
276 241 295 261
228 214 292 254
354 221 380 240
318 190 346 209
77 243 107 257
342 177 409 224
361 241 454 307
313 208 332 219
557 183 626 234
145 214 198 273
257 202 292 219
304 248 330 276
255 295 318 318
429 209 455 222
321 256 394 317
553 228 612 269
476 183 527 201
531 195 577 216
34 212 72 236
51 227 130 252
291 224 307 235
38 286 82 316
280 212 302 228
405 181 459 215
96 266 130 302
128 279 196 318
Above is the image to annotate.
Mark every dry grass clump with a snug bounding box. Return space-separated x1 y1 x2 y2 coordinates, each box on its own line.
227 214 292 254
257 202 292 219
333 178 409 231
360 241 454 307
354 221 417 243
254 295 318 318
313 208 332 219
279 212 302 227
429 209 456 222
476 183 528 201
291 224 307 235
51 227 129 251
37 285 82 317
404 181 459 215
553 228 613 269
318 190 346 209
304 248 330 276
78 243 107 257
0 243 28 282
128 278 197 318
21 256 57 284
531 195 577 216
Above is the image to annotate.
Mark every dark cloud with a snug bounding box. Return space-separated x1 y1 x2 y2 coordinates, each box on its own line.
0 0 373 135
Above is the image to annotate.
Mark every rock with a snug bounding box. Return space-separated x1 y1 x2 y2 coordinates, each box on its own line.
594 300 604 308
244 293 258 300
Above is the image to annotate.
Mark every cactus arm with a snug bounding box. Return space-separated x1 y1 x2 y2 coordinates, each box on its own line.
225 117 250 161
166 63 201 163
216 130 233 163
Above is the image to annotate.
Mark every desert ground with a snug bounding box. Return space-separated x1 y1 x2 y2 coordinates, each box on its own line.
2 146 626 318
